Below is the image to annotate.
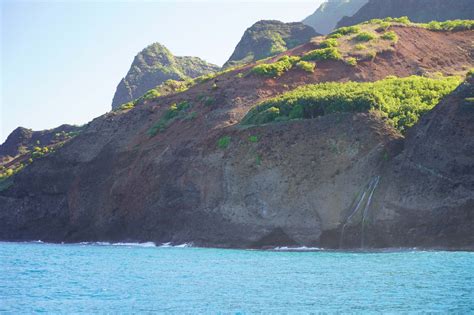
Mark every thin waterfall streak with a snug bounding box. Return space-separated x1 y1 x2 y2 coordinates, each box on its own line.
339 185 369 248
361 176 380 248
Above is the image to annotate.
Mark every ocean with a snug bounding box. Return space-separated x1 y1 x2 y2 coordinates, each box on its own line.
1 242 473 313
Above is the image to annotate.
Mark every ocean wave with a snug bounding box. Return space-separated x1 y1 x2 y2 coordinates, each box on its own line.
79 241 157 247
272 246 322 251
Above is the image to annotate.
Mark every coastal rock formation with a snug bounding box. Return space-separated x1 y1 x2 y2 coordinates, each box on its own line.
337 0 474 28
0 25 473 249
223 20 318 69
111 43 219 109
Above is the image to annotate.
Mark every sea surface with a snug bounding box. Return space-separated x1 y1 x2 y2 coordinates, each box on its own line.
1 242 473 313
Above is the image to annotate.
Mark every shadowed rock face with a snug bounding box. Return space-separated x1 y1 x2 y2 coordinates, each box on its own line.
302 0 368 34
337 0 474 28
0 26 473 250
111 43 219 110
223 20 318 69
367 76 474 250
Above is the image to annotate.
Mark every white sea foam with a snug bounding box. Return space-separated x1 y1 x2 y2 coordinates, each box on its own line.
272 246 322 251
158 242 192 248
79 241 157 247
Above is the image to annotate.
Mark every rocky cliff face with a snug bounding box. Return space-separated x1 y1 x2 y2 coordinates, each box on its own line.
111 43 219 109
0 26 473 249
0 125 81 162
302 0 368 34
223 20 318 69
337 0 474 28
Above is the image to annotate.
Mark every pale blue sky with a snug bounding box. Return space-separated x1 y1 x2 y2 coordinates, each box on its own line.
1 0 324 142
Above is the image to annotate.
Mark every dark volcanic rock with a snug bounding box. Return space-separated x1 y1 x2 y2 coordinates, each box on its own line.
302 0 368 34
337 0 474 28
0 27 472 249
223 20 318 69
329 76 474 250
111 43 219 110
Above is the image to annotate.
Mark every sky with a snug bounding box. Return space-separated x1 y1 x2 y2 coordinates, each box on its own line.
0 0 324 142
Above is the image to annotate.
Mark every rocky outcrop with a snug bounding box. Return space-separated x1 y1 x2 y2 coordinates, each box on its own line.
337 0 474 28
223 20 318 69
111 43 219 109
0 26 473 249
368 76 474 250
302 0 368 34
0 125 81 162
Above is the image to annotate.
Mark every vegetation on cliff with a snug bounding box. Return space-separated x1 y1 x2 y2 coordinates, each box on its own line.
241 75 461 132
223 20 317 68
336 0 474 29
112 43 219 109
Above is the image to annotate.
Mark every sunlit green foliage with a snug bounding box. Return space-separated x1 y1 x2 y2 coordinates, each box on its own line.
320 38 338 48
241 76 461 132
381 31 399 42
148 100 193 136
354 32 377 42
119 102 135 111
355 44 367 51
328 26 361 38
296 61 316 73
251 55 301 77
345 57 357 66
302 47 342 61
423 20 474 31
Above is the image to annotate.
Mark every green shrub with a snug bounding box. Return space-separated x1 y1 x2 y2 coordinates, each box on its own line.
302 47 342 61
248 135 259 143
296 61 316 73
376 22 391 32
381 31 399 42
384 16 411 24
354 32 377 42
251 55 300 77
217 136 231 149
424 19 474 31
148 101 193 136
241 75 461 132
327 33 343 39
119 102 135 110
346 57 357 66
329 26 361 37
355 44 367 51
320 38 338 48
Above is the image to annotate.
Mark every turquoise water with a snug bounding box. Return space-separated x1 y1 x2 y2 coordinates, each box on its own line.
1 242 473 313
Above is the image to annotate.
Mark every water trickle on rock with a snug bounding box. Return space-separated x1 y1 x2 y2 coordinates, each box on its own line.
339 176 380 249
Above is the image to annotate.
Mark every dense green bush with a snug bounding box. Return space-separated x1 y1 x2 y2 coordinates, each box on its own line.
296 61 316 73
354 32 377 42
302 47 342 61
355 44 367 51
329 26 361 38
320 38 338 48
251 55 300 77
424 20 474 31
381 31 399 42
241 76 461 132
345 57 357 66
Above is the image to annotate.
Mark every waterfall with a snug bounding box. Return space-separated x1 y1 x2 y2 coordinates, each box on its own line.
339 176 380 249
361 176 380 248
